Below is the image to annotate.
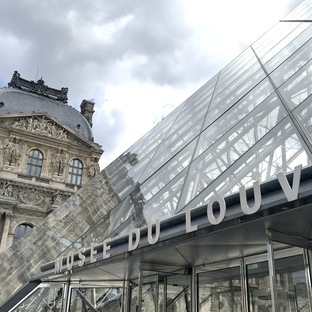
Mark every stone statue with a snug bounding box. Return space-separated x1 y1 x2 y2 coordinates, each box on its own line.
3 137 21 166
52 149 67 175
88 157 100 178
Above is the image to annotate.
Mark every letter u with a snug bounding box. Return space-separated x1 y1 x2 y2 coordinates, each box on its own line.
240 181 262 215
148 219 160 244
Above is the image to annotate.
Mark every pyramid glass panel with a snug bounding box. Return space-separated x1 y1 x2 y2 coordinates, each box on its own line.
265 22 312 75
294 97 312 144
279 59 312 109
252 2 312 62
177 95 288 210
58 0 312 252
198 78 275 157
186 117 312 210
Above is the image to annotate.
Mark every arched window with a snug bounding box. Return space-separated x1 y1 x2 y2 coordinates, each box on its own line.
26 149 43 177
13 223 33 244
68 159 83 186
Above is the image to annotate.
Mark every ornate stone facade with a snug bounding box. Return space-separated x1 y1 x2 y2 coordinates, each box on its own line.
0 73 103 252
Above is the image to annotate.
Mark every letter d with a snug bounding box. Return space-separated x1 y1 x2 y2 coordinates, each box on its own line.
128 228 140 251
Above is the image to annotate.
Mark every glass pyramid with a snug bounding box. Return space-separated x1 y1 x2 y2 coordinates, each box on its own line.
70 0 312 249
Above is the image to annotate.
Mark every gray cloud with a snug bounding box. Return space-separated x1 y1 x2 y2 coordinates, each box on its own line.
0 0 303 167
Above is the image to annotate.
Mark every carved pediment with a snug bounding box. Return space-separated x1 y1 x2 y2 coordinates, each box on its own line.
12 116 69 140
0 115 97 149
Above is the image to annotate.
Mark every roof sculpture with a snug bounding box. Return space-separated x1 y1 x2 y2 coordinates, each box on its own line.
8 70 68 103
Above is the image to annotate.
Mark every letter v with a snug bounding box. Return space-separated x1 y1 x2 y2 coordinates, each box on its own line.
277 165 302 201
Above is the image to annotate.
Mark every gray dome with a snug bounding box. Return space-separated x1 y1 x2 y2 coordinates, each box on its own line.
0 88 94 141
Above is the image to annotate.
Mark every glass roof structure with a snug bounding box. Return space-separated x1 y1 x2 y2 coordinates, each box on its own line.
66 0 312 250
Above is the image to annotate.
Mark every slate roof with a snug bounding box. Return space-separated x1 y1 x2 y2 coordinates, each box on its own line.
0 88 94 141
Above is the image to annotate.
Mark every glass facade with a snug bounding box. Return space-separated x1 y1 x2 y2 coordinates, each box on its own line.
69 0 312 246
7 1 312 311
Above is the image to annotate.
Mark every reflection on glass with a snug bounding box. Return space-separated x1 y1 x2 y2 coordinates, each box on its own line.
130 285 139 312
178 98 287 210
140 282 159 312
184 116 312 211
275 255 309 312
198 266 241 312
293 97 312 145
198 82 275 158
209 67 265 113
69 287 122 311
216 48 256 95
280 60 312 109
11 284 63 312
269 30 312 86
247 261 272 312
247 255 310 312
162 285 190 312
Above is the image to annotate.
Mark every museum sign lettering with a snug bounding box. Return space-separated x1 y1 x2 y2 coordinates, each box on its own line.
54 165 302 274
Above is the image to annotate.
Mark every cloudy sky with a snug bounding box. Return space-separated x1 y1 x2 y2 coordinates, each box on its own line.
0 0 303 168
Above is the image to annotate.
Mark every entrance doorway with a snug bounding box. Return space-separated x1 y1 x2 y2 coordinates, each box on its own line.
8 249 312 312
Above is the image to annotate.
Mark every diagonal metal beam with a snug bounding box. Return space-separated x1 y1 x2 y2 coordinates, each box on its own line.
280 20 312 22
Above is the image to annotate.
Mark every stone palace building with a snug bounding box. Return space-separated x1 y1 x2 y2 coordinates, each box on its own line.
0 71 103 252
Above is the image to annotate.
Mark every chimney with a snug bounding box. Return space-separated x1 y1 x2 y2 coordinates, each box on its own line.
80 99 95 127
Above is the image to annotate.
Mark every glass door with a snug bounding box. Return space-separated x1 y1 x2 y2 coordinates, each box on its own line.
246 250 311 312
68 286 123 311
275 254 310 311
129 278 161 312
129 274 190 312
164 275 191 312
198 266 242 312
247 260 272 312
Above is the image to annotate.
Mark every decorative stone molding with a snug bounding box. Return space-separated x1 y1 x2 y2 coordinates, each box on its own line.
51 191 64 206
12 116 69 141
0 182 16 200
0 180 72 210
18 189 45 206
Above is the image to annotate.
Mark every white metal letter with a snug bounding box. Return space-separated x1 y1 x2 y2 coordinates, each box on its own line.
185 207 198 233
148 219 160 245
78 248 86 267
90 243 98 263
103 238 111 259
277 165 302 201
66 252 74 270
207 195 226 225
240 181 262 215
128 228 140 251
54 257 62 274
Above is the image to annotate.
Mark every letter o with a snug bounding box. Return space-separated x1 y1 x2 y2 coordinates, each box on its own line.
207 195 226 225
